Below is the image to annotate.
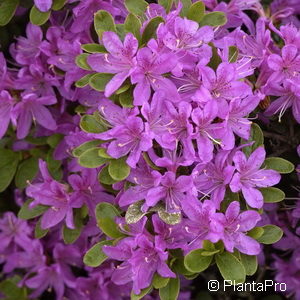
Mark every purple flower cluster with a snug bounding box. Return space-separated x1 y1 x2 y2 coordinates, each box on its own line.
0 0 299 299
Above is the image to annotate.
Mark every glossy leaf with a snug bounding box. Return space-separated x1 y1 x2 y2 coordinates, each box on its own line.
187 1 205 23
256 225 283 244
124 13 141 41
0 149 20 192
80 114 107 133
125 200 147 224
125 0 148 16
89 73 114 92
94 10 116 38
98 165 117 185
83 240 114 267
108 157 130 181
199 11 227 27
240 254 258 276
95 202 124 238
0 0 19 26
184 249 213 272
141 16 164 45
15 157 39 189
261 187 285 203
81 43 107 53
30 5 51 26
18 199 48 220
263 157 294 174
215 251 246 283
75 74 94 88
152 273 170 289
159 276 180 300
75 54 92 71
78 147 107 168
73 140 104 157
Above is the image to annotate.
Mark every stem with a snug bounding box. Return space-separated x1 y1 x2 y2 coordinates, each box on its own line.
142 152 164 171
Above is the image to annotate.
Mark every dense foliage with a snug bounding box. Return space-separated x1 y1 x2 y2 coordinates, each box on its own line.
0 0 299 299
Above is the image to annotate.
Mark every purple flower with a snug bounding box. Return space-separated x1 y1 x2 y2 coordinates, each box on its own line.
11 24 43 65
103 235 175 294
131 47 179 105
267 44 300 82
0 90 14 139
102 116 153 168
181 200 222 252
264 78 300 123
215 201 261 255
197 63 252 117
26 160 80 229
119 161 161 207
87 32 138 97
191 101 225 162
11 93 57 139
68 169 115 215
222 94 262 149
146 171 196 213
193 150 235 209
230 147 281 208
34 0 52 12
0 212 32 252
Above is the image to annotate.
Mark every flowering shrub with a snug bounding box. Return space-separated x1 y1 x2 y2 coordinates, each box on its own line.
0 0 299 299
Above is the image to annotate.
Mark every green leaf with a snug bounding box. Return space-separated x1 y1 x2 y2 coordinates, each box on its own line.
184 249 213 273
18 199 48 220
108 157 130 181
199 11 227 27
0 149 19 192
141 16 165 45
179 0 192 17
119 87 134 107
158 209 181 225
215 252 246 284
75 53 92 71
46 149 62 180
0 276 27 300
125 200 147 224
187 1 205 23
173 258 196 276
240 253 258 276
125 0 148 16
0 0 19 26
248 227 264 239
158 0 173 13
95 202 124 238
15 157 39 189
63 209 84 244
124 13 142 41
98 165 117 185
263 157 294 174
75 74 94 88
47 134 64 148
80 114 107 133
208 43 222 70
241 123 264 157
30 5 51 25
94 10 116 38
152 273 170 289
78 147 107 168
150 202 182 225
51 0 66 10
89 73 114 92
256 225 283 244
159 276 180 300
26 136 48 145
35 218 49 239
73 140 104 157
81 43 107 53
116 23 126 40
131 286 153 300
98 148 112 159
83 240 114 267
228 46 239 63
261 187 285 203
